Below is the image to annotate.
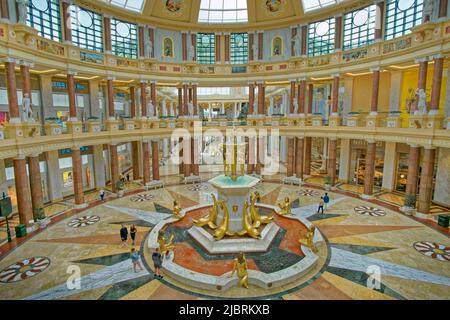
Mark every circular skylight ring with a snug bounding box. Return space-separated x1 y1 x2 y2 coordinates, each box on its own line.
78 10 93 29
116 22 130 38
32 0 48 12
398 0 415 11
353 9 369 27
316 21 330 37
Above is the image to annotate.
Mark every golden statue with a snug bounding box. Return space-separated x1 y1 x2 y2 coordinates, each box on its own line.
237 200 260 239
214 201 235 240
250 193 272 229
228 252 249 289
299 225 318 253
277 197 292 215
193 193 219 229
172 200 182 219
158 230 175 257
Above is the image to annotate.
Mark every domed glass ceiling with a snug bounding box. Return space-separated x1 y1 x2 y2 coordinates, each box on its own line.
302 0 345 12
198 0 248 24
107 0 145 12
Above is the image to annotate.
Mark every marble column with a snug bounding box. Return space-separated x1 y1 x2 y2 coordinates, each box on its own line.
298 78 306 114
363 142 377 197
192 83 198 115
103 16 112 53
152 140 160 180
178 87 183 116
61 0 72 43
27 155 44 218
138 25 145 58
0 0 9 20
150 81 157 109
72 148 85 207
287 137 295 177
142 142 150 185
89 79 101 118
249 33 254 61
5 60 20 121
433 147 450 207
93 145 106 188
14 157 33 225
45 151 63 202
389 71 402 112
257 82 265 115
375 1 384 40
304 137 312 176
183 138 191 177
381 142 397 191
338 139 351 182
295 137 304 179
67 72 77 119
131 141 140 181
182 32 187 61
327 138 337 185
371 67 380 114
0 160 7 197
438 0 448 18
290 80 296 114
179 137 184 175
332 74 340 114
248 137 255 173
140 81 147 118
130 86 136 118
183 83 188 116
334 15 342 51
301 25 307 56
406 145 421 196
417 147 436 214
249 83 255 114
109 144 119 193
307 83 313 114
429 56 444 113
342 77 353 117
258 31 263 60
224 33 230 63
191 138 199 176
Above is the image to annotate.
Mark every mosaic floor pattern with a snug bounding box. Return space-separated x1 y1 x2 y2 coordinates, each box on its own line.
0 182 449 300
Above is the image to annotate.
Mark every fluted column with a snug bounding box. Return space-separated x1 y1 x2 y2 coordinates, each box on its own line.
249 33 254 61
138 25 145 58
13 157 33 225
332 74 340 114
257 31 263 60
439 0 448 18
298 78 306 114
248 82 255 114
334 15 342 51
109 144 119 193
5 59 20 122
375 1 384 40
182 32 187 61
183 83 188 116
106 77 115 119
327 138 337 185
406 145 421 196
142 141 150 185
191 138 199 176
257 82 265 115
304 137 312 176
363 141 377 197
140 80 147 118
104 16 112 53
130 86 136 118
192 83 198 115
61 0 72 43
417 147 436 215
28 155 44 219
178 87 183 116
150 81 157 109
295 137 304 179
300 25 307 56
72 148 85 207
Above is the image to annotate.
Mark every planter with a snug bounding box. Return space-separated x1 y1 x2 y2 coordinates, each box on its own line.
400 206 415 216
324 184 332 191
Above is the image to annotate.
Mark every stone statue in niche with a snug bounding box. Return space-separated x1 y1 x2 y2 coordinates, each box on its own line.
147 101 155 117
293 98 299 114
17 0 28 25
416 88 427 115
187 102 194 116
22 93 34 122
163 38 173 58
272 37 282 56
292 34 301 56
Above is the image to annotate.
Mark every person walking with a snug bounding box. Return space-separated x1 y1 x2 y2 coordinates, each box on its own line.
152 248 163 279
130 224 137 246
130 248 143 273
126 173 130 182
120 224 128 246
323 193 330 211
317 197 325 214
99 189 105 202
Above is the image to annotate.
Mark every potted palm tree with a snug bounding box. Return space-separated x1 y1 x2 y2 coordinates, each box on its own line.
401 194 416 216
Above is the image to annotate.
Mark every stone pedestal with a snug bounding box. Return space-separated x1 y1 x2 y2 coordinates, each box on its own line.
425 114 444 129
123 119 135 130
21 123 41 138
66 121 83 134
328 114 340 127
346 114 361 127
137 118 149 129
86 121 101 133
366 114 382 128
409 114 426 128
311 115 323 126
147 117 159 129
386 115 402 128
105 119 120 131
4 123 24 139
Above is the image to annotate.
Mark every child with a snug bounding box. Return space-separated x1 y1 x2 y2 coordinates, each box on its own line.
130 248 143 273
317 197 324 214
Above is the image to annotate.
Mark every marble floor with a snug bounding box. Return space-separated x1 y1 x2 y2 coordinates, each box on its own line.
0 181 448 300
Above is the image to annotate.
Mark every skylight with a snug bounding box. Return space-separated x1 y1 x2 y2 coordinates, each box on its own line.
198 0 248 24
106 0 145 12
302 0 344 13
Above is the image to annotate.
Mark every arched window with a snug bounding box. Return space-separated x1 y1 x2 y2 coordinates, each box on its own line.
308 17 336 56
343 5 377 50
71 6 103 52
196 33 215 64
385 0 424 40
231 33 248 64
27 0 61 42
110 18 138 59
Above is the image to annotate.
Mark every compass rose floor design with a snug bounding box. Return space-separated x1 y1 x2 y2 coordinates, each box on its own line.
0 182 449 300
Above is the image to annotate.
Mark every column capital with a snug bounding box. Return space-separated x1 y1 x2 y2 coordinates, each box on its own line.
257 30 265 34
149 80 157 85
2 57 18 64
414 57 429 63
61 0 73 4
366 139 376 144
289 25 298 29
331 73 340 78
147 25 155 30
288 78 297 82
106 76 116 81
13 155 26 160
369 67 381 72
423 145 436 150
247 81 255 86
256 80 264 85
67 70 78 76
191 82 199 86
103 14 112 19
137 23 146 28
19 60 34 68
298 77 307 81
429 53 444 60
139 79 148 84
408 143 420 148
28 153 40 158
